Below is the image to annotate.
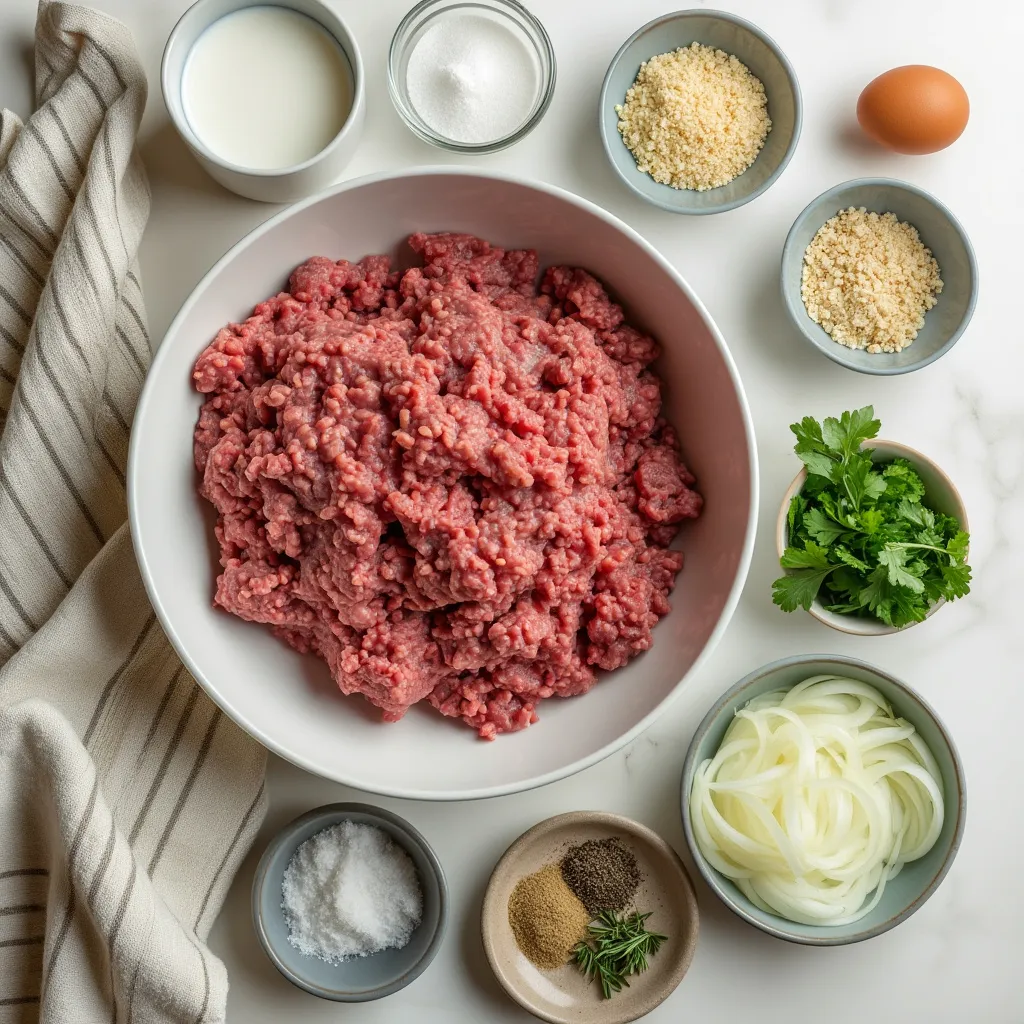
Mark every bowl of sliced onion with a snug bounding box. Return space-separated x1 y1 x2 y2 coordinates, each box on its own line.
680 655 965 944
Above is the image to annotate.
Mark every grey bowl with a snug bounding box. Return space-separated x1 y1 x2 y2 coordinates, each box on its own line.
680 655 966 945
599 10 801 214
781 178 978 374
252 802 448 1000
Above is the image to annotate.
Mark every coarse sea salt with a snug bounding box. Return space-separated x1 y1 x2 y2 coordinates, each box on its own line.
404 12 539 145
281 821 423 962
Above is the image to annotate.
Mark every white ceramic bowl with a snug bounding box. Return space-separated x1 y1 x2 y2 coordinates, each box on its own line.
161 0 366 203
775 440 968 636
127 168 757 799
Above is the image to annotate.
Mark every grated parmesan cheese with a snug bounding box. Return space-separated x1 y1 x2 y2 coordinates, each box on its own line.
615 42 771 192
801 207 943 354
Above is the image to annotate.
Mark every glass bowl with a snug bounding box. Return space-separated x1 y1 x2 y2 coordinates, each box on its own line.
388 0 556 154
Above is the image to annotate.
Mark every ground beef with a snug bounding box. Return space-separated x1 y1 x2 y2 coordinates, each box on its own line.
192 234 702 739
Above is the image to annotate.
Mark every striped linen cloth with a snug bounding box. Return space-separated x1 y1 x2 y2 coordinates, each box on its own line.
0 4 267 1021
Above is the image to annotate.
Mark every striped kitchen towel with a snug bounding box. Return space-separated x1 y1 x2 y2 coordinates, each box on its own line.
0 3 266 1021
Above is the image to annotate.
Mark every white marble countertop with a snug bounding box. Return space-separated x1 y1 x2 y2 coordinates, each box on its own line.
2 0 1019 1019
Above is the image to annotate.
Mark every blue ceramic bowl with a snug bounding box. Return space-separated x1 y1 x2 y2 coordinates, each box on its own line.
680 655 966 945
781 178 978 374
599 10 801 214
252 803 448 1000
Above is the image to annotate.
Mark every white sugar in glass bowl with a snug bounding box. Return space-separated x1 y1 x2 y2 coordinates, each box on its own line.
388 0 555 154
127 169 757 799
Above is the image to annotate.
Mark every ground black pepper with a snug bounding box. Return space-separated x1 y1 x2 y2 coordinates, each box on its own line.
560 838 640 915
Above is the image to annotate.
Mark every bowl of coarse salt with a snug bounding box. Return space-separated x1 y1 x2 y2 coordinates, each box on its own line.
252 803 448 1001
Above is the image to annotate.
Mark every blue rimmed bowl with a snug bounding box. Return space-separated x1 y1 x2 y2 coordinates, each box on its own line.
252 803 448 1000
599 9 802 214
781 178 978 374
680 655 966 945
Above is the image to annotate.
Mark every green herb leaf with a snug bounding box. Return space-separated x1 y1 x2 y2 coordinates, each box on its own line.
799 450 841 481
791 415 828 451
878 545 926 593
897 498 934 529
859 566 895 624
779 541 832 570
833 546 871 572
803 508 850 546
787 491 807 535
946 530 970 563
940 562 972 598
791 416 841 480
855 508 886 535
843 455 886 509
882 459 927 502
822 405 881 458
772 567 835 612
890 587 929 627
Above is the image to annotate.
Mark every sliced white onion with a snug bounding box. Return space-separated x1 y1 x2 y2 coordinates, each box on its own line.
689 674 944 926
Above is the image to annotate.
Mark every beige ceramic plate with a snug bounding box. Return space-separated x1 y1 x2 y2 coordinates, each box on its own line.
482 812 699 1024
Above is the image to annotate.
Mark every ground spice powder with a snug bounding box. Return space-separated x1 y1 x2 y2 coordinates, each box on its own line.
560 838 641 915
508 864 590 969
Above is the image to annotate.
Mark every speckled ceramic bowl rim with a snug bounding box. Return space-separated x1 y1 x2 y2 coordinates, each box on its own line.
598 8 803 215
481 811 700 1024
251 802 449 1001
680 654 967 945
774 439 969 635
780 177 979 374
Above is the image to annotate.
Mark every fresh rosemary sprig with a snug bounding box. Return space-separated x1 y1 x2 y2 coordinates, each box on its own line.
571 910 667 999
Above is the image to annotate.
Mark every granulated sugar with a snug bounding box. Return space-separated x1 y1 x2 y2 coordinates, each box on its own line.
404 12 538 144
281 821 423 962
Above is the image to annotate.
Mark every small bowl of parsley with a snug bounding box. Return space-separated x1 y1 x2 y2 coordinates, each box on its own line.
772 406 970 634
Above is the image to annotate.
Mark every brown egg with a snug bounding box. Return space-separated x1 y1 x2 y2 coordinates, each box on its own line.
857 65 969 154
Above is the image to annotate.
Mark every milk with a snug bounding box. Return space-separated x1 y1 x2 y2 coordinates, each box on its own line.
182 6 353 171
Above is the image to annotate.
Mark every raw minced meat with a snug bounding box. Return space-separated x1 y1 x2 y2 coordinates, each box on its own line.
192 233 702 739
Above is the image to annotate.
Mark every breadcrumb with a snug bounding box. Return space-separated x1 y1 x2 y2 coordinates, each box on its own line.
614 42 771 191
801 207 943 354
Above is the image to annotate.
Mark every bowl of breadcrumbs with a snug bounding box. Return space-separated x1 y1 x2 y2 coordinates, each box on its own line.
600 10 801 214
781 178 978 375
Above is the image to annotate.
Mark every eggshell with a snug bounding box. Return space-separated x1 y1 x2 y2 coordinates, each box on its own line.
857 65 969 155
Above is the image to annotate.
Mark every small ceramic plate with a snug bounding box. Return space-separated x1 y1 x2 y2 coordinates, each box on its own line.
482 812 699 1024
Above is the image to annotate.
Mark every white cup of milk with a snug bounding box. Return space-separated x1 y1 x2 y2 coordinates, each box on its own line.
162 0 366 203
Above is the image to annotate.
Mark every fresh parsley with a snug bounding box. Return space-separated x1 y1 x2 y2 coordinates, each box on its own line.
571 910 667 1000
772 406 971 628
